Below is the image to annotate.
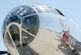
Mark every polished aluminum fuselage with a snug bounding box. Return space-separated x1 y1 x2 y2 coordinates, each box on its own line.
3 4 81 55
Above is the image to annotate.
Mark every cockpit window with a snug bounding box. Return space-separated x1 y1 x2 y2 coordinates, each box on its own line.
5 32 15 47
9 24 20 47
22 15 39 36
14 6 36 17
22 15 39 46
22 30 34 46
7 15 21 25
23 15 37 25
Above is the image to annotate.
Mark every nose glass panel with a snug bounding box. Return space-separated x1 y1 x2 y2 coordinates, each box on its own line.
7 15 21 26
5 32 15 47
22 15 39 36
9 24 20 47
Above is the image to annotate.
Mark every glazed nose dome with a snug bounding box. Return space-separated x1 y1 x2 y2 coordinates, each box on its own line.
3 5 40 48
2 4 65 48
3 4 64 38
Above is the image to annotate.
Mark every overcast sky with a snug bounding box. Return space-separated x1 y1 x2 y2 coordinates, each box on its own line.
0 0 81 51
